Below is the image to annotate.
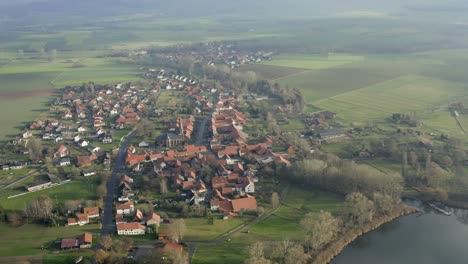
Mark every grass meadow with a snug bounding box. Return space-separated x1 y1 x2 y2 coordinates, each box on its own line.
192 185 344 264
0 176 100 210
0 223 100 256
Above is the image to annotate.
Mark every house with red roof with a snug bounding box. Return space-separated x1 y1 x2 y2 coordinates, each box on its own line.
117 222 146 235
116 201 135 215
83 207 99 218
54 145 70 158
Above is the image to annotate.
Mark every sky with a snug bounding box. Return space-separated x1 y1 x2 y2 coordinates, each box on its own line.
0 0 467 22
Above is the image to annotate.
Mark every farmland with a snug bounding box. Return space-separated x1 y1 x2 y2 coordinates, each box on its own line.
314 75 466 122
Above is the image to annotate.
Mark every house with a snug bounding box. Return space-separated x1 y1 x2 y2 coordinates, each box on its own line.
120 175 134 185
116 201 135 215
231 196 257 213
142 212 162 226
82 169 96 177
87 146 101 155
158 230 175 241
54 145 70 158
317 129 346 140
78 126 87 132
60 233 92 250
73 134 82 142
139 141 149 148
78 233 93 248
59 158 71 167
157 242 183 254
22 131 33 139
60 238 78 250
117 222 146 235
102 135 113 144
27 176 52 192
116 214 126 224
67 218 78 226
83 207 99 218
77 139 89 147
76 213 89 225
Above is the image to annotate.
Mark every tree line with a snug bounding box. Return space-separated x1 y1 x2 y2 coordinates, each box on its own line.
290 151 403 198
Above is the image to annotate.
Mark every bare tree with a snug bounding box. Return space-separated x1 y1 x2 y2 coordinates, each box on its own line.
7 212 24 227
171 219 187 243
100 235 113 251
28 138 43 162
94 249 109 264
160 177 168 195
24 195 54 221
271 192 280 209
245 242 271 264
284 244 308 264
300 210 340 252
341 192 375 228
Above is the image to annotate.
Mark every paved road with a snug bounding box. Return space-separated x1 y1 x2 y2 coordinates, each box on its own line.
194 96 217 147
100 131 134 237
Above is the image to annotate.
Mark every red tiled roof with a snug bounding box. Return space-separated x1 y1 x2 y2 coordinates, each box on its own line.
231 197 257 213
163 242 183 252
79 232 93 244
61 238 78 249
117 222 146 231
83 207 99 216
76 213 89 222
116 201 134 210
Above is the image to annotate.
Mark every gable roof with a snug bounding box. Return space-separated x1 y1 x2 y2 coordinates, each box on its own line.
231 197 257 213
117 222 146 231
61 238 78 249
83 207 99 216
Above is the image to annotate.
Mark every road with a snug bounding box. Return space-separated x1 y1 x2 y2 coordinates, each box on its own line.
194 96 217 146
100 130 134 237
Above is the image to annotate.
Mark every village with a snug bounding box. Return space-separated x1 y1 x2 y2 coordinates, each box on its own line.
0 59 295 261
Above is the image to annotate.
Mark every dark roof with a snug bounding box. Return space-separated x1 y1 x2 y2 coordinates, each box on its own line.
157 133 183 141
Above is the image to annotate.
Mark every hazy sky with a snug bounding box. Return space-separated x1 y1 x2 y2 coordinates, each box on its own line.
1 0 467 21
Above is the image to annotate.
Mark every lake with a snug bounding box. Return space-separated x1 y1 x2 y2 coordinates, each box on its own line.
333 201 468 264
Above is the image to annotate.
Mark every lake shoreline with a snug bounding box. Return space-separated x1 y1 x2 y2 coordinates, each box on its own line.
311 205 419 264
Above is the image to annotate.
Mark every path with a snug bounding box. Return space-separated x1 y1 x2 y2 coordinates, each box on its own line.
0 169 39 190
187 184 291 263
100 130 134 237
454 115 468 135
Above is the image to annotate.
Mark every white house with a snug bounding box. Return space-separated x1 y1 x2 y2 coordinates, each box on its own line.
59 158 71 167
116 201 134 215
74 135 82 143
117 222 146 236
77 140 89 147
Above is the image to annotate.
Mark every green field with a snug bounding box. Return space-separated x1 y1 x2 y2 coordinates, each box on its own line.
0 177 100 210
314 75 466 122
0 223 100 256
192 186 344 264
184 217 249 242
261 53 364 71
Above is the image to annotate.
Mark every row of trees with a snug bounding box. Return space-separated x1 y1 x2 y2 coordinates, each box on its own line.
290 151 403 198
247 191 400 263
